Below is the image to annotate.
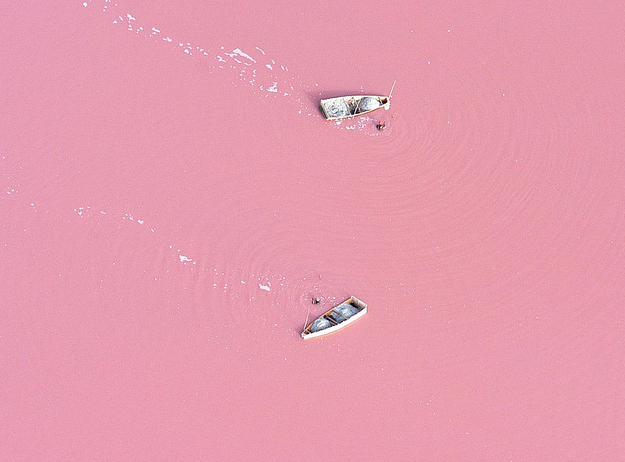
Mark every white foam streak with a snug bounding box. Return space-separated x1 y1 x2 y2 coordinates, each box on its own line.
231 48 256 62
87 0 311 111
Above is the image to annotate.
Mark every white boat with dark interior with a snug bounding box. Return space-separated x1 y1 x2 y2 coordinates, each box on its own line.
301 296 368 339
319 81 395 121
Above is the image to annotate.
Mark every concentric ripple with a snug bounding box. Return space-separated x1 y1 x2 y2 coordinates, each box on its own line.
76 0 625 327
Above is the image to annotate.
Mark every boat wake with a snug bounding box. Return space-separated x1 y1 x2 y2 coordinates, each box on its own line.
80 0 395 132
81 0 321 118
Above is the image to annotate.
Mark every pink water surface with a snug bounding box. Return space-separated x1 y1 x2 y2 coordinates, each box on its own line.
1 1 624 460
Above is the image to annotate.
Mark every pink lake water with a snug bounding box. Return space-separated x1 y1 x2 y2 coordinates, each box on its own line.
1 1 624 460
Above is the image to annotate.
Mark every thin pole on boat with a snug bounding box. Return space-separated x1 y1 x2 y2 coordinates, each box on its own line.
354 96 364 115
303 304 311 333
389 80 397 99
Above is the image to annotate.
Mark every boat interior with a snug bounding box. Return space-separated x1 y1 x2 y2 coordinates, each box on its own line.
302 296 367 336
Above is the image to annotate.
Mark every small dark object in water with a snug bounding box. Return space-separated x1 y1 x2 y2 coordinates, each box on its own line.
312 297 320 304
376 121 387 131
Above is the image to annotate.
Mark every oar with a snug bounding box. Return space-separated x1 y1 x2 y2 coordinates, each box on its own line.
389 80 397 99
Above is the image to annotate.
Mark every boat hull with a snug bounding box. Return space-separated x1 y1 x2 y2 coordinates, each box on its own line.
301 296 368 339
320 96 390 121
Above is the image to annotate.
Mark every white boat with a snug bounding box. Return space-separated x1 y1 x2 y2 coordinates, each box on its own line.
301 296 368 339
319 81 395 121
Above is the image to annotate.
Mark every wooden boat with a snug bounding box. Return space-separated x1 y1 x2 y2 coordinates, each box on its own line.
319 81 395 121
301 296 368 339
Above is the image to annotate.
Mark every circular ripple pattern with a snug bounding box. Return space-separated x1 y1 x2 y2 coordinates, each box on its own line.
284 58 625 314
79 0 625 329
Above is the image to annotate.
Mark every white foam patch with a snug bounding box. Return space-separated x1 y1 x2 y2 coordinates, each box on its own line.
230 48 256 62
178 254 195 264
74 206 90 216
